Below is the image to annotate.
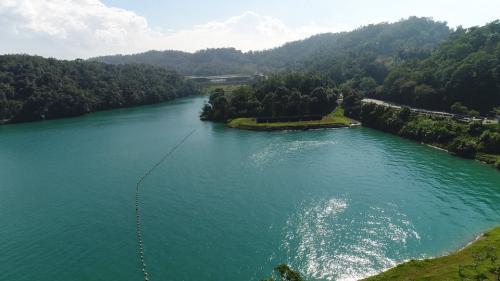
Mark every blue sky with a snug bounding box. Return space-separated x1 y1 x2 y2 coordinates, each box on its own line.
101 0 500 30
1 0 499 59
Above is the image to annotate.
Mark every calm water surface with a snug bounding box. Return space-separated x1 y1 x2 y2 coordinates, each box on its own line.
1 96 499 281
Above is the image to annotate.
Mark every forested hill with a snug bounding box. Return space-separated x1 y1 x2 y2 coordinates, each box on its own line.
92 17 451 77
0 55 199 123
373 20 500 113
92 48 257 77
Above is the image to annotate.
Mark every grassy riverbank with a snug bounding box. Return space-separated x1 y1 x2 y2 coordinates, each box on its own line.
227 107 353 130
364 227 500 281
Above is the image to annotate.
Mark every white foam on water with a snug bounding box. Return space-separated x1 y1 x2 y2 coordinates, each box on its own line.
281 199 421 281
250 140 337 166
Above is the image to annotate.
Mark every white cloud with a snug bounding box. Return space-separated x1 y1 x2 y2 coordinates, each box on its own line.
0 0 336 59
0 0 158 58
162 11 334 53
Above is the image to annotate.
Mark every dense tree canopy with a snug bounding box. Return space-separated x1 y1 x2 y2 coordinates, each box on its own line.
93 17 450 78
373 21 500 114
93 18 500 115
0 55 199 123
342 93 500 164
91 48 257 77
200 74 338 121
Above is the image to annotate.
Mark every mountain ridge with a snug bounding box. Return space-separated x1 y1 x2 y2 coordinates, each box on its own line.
91 17 451 77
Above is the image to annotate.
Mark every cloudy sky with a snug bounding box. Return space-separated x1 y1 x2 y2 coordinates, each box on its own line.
1 0 499 59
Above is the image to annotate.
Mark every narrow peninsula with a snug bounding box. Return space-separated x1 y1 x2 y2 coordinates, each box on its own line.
200 74 356 131
228 107 354 131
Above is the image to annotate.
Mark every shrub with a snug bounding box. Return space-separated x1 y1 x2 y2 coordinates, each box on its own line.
479 130 500 154
449 136 477 158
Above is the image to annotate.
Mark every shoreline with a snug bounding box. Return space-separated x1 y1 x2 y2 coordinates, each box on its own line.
458 232 485 251
363 226 500 280
362 126 500 170
425 142 499 169
425 143 449 153
226 108 357 131
227 122 353 131
227 116 499 170
362 232 486 280
0 93 205 126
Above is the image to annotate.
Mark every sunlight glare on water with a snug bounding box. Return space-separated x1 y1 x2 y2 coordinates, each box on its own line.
281 198 421 280
1 96 499 281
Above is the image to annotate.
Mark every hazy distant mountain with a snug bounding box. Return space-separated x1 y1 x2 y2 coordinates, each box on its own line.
91 17 451 78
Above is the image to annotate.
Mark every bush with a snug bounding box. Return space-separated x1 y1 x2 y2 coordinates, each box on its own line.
468 121 485 136
260 264 304 281
479 130 500 154
448 136 477 158
274 264 304 281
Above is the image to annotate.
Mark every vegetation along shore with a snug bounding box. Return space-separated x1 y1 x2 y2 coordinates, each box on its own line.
343 92 500 169
364 227 500 280
0 55 200 124
200 19 500 169
227 107 354 131
2 6 500 281
260 227 500 281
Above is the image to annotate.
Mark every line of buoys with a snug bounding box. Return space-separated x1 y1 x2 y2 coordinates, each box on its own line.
134 129 197 281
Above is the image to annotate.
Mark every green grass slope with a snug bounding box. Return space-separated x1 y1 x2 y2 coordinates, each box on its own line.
364 227 500 281
227 107 353 130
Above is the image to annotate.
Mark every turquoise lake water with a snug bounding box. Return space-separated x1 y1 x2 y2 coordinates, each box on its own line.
1 96 499 281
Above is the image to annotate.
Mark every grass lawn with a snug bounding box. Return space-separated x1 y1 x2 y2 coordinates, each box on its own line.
227 107 353 130
364 227 500 281
329 107 352 124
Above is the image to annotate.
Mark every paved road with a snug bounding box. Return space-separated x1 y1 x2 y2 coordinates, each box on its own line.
361 99 461 118
362 98 454 117
361 98 498 124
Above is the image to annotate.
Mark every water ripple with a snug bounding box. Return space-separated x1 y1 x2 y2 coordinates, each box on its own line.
281 199 420 281
250 140 338 167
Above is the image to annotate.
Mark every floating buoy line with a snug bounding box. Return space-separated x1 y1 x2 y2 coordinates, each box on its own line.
135 129 197 281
